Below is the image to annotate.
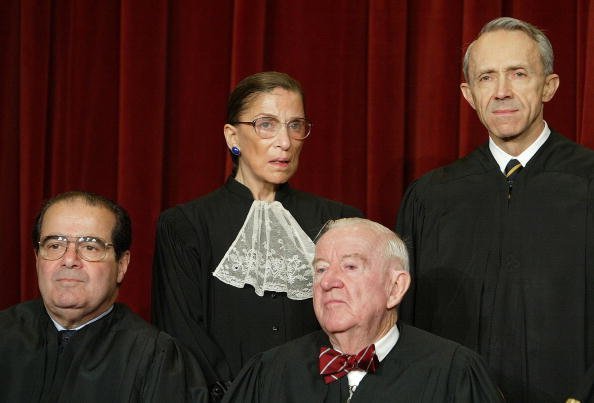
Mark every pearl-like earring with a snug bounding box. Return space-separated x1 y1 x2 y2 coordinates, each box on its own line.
231 146 241 156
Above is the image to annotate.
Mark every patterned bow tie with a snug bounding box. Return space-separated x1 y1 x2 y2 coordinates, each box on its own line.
319 344 379 384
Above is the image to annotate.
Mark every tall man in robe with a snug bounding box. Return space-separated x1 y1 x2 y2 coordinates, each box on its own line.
0 191 207 402
396 17 594 402
223 218 503 402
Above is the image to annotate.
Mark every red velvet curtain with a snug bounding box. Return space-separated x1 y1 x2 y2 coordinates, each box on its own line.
1 0 593 319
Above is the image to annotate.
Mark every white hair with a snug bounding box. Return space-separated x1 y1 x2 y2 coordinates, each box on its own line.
315 217 409 272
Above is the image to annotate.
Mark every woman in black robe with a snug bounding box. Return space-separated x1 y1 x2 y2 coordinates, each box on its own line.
151 71 362 400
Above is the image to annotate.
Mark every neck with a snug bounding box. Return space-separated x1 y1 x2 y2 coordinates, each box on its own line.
46 300 115 329
328 312 396 354
491 120 545 157
234 172 277 201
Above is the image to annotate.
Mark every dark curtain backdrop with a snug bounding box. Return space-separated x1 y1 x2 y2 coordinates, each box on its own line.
1 0 593 320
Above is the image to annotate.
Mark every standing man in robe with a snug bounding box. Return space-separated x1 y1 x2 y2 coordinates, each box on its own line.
396 17 594 402
223 218 503 402
0 191 207 402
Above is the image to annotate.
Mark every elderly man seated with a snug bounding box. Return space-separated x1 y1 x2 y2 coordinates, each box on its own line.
223 217 503 402
0 191 207 402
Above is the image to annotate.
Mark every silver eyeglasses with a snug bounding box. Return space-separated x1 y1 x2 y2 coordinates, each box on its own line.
232 117 312 140
38 235 114 262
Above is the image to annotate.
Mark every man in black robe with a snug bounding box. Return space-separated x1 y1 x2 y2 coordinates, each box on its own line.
223 218 503 402
0 191 207 402
396 17 594 402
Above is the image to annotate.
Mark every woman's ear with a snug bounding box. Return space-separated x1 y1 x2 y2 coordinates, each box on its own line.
224 124 238 150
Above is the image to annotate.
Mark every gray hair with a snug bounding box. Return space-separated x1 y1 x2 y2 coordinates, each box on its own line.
463 17 554 82
315 217 409 272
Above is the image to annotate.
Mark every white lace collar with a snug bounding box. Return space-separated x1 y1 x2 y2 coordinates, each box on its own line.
213 200 315 300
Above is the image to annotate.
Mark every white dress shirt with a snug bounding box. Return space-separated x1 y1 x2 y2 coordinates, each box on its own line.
489 121 550 173
50 305 114 331
345 324 400 392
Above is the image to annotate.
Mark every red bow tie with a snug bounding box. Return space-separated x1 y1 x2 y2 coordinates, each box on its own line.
319 344 379 384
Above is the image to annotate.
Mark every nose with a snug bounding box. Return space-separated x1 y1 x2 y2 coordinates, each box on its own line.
494 75 512 100
275 125 291 150
62 241 82 268
319 265 344 291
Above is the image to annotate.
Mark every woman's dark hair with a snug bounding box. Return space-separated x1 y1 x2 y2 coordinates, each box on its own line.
226 71 305 171
32 191 132 261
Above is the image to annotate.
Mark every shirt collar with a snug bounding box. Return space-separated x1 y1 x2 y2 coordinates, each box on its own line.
374 324 399 362
489 121 550 173
50 305 114 331
343 324 400 389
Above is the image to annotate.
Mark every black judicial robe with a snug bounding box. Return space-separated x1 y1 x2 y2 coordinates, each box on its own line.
396 131 594 402
152 178 362 394
222 324 504 402
567 363 594 403
0 300 208 403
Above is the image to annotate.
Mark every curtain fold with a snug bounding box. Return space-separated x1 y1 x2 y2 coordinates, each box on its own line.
2 0 593 317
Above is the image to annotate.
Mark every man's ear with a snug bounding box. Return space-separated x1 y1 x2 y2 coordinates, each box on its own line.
386 267 411 310
116 251 130 284
224 124 239 150
460 82 477 110
542 73 559 102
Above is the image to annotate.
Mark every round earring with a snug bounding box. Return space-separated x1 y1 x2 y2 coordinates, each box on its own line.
231 146 241 156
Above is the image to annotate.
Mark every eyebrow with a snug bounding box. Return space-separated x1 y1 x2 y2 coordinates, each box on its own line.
312 253 368 266
476 65 528 75
252 113 306 120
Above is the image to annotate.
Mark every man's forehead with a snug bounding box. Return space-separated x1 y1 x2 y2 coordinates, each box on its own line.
315 225 379 257
471 30 539 62
42 199 114 232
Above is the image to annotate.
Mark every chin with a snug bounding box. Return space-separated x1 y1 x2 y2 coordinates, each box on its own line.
320 316 355 335
265 173 294 185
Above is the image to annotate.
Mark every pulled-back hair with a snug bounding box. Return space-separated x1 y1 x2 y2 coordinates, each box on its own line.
226 71 305 170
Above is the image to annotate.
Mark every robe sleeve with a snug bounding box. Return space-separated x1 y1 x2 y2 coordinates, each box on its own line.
151 209 232 398
566 363 594 403
395 179 425 324
220 354 264 403
142 333 210 403
450 346 505 402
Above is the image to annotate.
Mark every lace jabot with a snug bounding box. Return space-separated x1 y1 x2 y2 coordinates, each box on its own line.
212 200 315 300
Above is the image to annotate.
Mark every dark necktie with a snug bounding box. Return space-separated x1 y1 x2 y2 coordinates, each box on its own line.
57 329 77 353
504 159 523 180
319 344 379 384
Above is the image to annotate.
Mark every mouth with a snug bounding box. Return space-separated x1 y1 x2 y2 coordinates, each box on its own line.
269 158 290 167
324 299 345 306
492 108 519 116
55 277 84 284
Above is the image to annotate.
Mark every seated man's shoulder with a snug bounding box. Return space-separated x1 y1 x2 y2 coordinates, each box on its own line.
110 303 167 340
0 299 45 329
399 324 483 366
260 330 325 365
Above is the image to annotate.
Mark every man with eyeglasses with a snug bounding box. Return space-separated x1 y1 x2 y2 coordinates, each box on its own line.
0 191 208 402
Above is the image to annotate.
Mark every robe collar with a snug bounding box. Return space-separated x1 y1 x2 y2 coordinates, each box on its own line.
488 121 551 173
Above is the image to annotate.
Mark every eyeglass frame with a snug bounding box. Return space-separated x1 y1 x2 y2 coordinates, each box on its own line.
231 116 312 140
37 235 115 262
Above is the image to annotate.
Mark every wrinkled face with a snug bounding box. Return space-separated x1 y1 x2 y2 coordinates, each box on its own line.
461 30 558 148
312 225 398 338
36 199 128 325
224 87 306 190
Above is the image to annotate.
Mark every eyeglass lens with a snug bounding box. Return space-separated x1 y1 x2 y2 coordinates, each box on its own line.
39 236 109 262
253 117 311 139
